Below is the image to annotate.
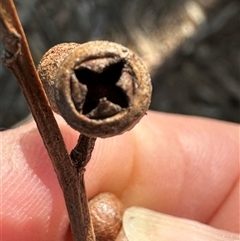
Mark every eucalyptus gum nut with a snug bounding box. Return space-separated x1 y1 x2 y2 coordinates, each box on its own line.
38 41 152 138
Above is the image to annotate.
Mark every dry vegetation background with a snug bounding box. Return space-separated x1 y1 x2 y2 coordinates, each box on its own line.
0 0 239 129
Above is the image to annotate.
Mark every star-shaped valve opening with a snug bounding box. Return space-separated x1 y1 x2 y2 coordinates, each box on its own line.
71 59 130 120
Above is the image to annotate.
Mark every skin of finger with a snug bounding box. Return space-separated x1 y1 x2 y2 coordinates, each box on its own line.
85 112 239 230
208 179 240 232
1 123 71 240
1 111 239 241
128 112 239 231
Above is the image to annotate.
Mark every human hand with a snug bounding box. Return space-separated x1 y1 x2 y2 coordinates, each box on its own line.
1 111 239 240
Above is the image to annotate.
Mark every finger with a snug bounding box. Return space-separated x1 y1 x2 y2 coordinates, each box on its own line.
84 111 239 231
115 207 240 241
1 111 239 241
1 121 71 241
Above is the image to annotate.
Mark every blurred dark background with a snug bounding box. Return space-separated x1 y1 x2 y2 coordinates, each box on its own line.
0 0 239 129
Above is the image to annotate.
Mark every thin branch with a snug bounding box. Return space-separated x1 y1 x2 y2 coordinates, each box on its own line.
0 1 95 240
71 135 97 171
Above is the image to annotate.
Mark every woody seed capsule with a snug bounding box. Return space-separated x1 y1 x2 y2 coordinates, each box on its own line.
38 41 152 138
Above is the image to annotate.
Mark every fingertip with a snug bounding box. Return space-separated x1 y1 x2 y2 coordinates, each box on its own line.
119 207 239 241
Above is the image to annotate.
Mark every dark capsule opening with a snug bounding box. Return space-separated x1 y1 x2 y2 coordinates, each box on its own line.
74 61 129 116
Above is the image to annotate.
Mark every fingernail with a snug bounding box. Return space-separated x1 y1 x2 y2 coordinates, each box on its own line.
120 207 239 241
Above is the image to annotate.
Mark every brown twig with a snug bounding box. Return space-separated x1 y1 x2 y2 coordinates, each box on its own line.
0 1 95 240
36 40 152 240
